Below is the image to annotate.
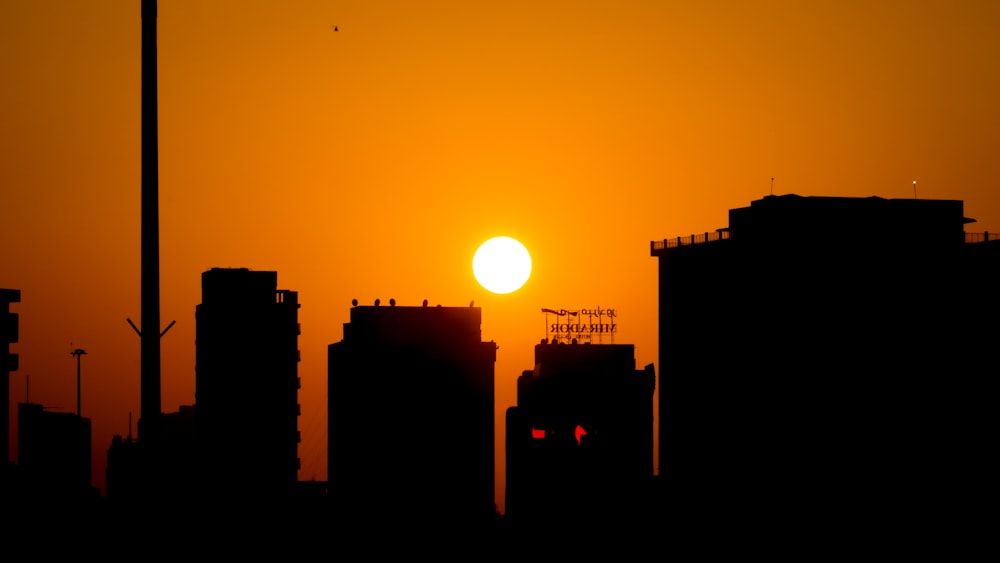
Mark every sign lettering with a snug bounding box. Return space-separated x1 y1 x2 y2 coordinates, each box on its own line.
541 306 618 344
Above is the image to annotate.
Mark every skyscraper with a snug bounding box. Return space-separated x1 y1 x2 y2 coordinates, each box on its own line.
328 300 496 531
195 268 301 499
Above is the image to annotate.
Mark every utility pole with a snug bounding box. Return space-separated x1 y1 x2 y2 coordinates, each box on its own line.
70 348 87 416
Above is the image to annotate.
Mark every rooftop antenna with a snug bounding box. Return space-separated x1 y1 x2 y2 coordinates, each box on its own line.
70 348 87 416
770 177 774 195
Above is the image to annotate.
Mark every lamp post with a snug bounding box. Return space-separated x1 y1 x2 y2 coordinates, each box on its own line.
71 348 87 416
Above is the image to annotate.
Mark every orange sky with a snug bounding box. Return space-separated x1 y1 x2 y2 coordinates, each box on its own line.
2 0 999 513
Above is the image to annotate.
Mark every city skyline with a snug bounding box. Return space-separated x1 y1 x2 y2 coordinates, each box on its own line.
5 191 995 538
3 0 1000 514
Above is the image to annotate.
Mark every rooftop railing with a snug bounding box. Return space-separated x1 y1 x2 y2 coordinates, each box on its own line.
651 230 731 252
652 230 995 253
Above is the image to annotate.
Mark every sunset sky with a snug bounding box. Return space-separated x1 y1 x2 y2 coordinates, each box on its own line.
2 0 998 512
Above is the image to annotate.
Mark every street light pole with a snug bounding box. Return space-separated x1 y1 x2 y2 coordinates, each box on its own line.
71 348 87 416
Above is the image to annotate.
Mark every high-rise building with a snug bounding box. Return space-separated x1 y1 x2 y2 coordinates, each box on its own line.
650 194 999 512
505 339 655 532
328 300 496 531
195 268 301 499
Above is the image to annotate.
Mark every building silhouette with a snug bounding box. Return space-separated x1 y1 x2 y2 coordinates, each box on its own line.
2 288 19 469
195 268 301 499
105 405 198 500
505 339 655 533
17 402 97 500
650 194 1000 514
105 431 140 500
327 300 496 532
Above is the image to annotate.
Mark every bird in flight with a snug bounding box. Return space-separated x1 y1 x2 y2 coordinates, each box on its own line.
331 25 338 32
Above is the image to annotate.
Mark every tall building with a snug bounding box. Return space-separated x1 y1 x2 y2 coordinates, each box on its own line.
328 300 496 531
195 268 301 499
505 339 655 533
650 194 999 512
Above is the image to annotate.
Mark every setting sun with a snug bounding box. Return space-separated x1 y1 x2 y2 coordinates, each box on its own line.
472 236 532 294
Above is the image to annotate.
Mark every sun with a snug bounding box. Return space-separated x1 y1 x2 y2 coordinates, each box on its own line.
473 236 532 294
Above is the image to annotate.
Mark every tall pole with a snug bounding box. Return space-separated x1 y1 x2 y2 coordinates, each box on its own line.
140 0 161 445
71 348 87 416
